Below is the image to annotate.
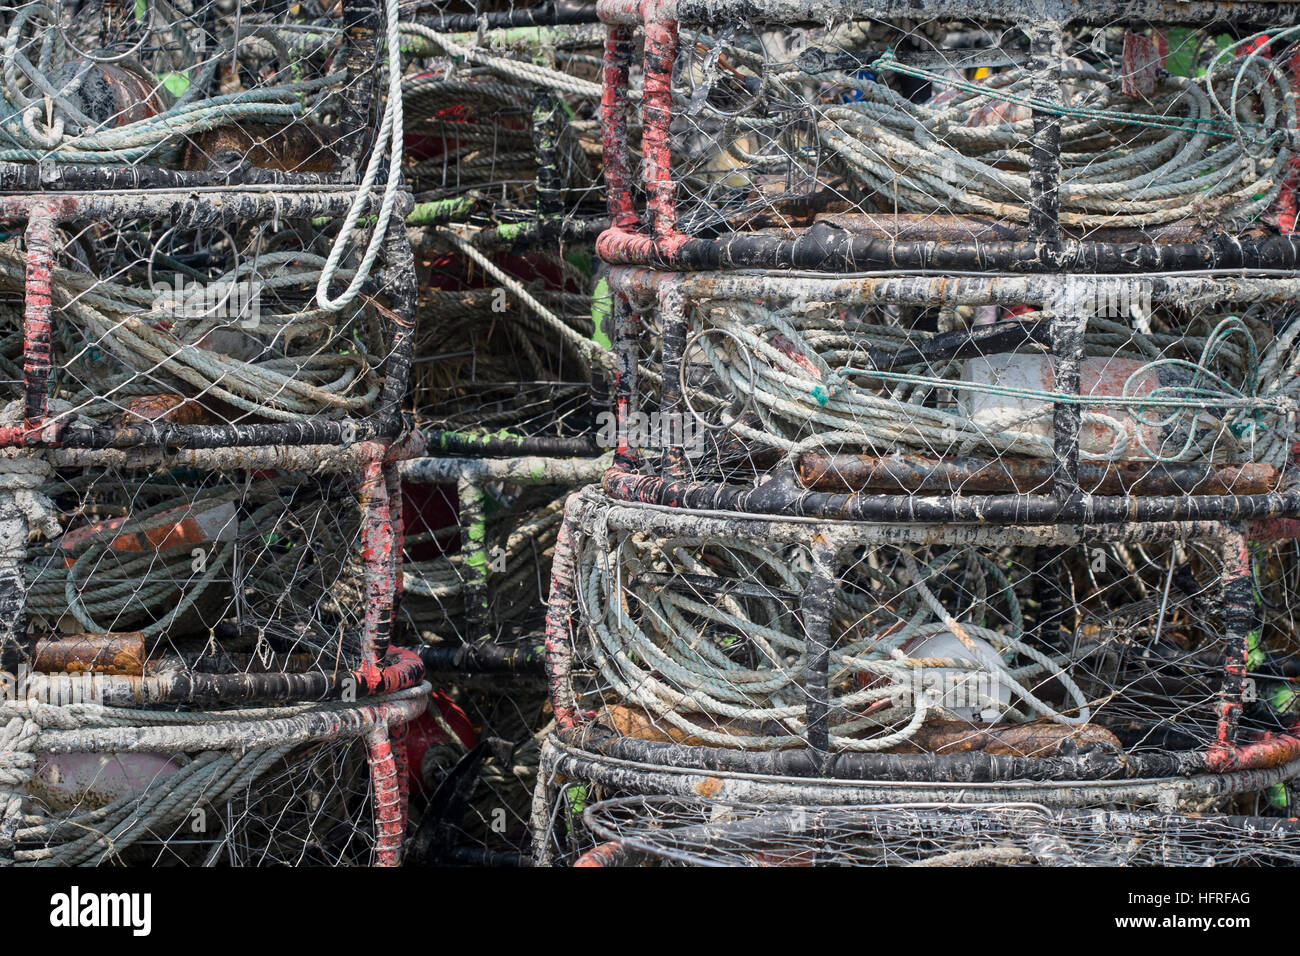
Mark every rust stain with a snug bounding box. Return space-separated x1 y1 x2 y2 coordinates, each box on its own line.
181 122 339 174
32 632 146 675
695 776 723 798
117 393 217 428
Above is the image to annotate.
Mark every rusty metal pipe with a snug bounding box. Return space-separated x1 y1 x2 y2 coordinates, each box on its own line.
796 454 1283 497
31 633 146 676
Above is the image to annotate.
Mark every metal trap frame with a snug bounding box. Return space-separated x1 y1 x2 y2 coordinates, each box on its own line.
573 795 1300 865
0 0 434 867
605 267 1300 525
594 0 1300 273
0 0 387 191
528 484 1300 860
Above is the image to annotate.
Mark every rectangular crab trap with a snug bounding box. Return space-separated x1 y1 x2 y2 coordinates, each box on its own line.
400 0 606 238
595 0 1300 273
400 0 618 460
0 0 393 190
0 442 428 867
0 194 416 450
14 714 404 865
398 453 609 651
393 454 608 868
5 448 424 707
21 462 380 684
408 233 607 455
603 269 1300 524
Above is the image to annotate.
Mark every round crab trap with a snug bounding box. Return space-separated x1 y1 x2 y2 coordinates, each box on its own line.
524 0 1300 868
573 796 1300 866
529 486 1300 861
594 0 1300 273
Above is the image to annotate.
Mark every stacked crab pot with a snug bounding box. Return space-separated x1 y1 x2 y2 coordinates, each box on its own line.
0 0 427 867
531 0 1300 865
394 1 616 865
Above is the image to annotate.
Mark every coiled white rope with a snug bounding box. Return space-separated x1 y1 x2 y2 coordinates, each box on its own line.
316 0 405 312
399 21 606 101
673 27 1297 231
0 5 341 163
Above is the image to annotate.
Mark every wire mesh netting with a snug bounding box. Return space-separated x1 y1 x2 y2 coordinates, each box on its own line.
559 492 1286 762
599 14 1300 256
8 0 1300 872
402 482 566 645
0 0 430 868
401 27 605 232
17 733 384 865
522 2 1300 867
0 0 382 184
409 242 598 441
28 466 367 671
577 797 1300 866
0 213 403 434
609 274 1300 490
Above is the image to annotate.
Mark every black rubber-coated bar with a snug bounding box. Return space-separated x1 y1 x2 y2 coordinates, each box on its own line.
418 1 599 32
802 545 836 768
565 724 1207 782
418 642 546 674
598 226 1300 274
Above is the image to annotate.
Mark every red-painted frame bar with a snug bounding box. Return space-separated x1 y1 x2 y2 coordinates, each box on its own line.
602 25 638 230
641 17 684 250
358 443 397 679
21 209 57 439
367 721 407 867
1213 530 1252 749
